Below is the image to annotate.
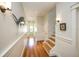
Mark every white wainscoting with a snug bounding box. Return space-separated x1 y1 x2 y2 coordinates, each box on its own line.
1 34 25 57
49 35 78 57
56 34 72 44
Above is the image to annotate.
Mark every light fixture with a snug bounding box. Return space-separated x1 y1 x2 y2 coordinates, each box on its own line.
19 17 25 25
56 17 61 23
20 21 25 25
0 2 11 13
23 25 27 33
0 5 6 13
12 14 25 26
57 20 60 23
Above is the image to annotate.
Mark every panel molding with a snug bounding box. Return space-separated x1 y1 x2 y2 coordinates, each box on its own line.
56 34 72 45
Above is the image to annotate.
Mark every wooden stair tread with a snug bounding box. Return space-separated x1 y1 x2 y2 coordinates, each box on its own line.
46 40 55 47
42 47 49 57
51 35 55 37
43 42 51 53
45 42 52 49
49 39 55 44
43 45 49 55
49 37 55 42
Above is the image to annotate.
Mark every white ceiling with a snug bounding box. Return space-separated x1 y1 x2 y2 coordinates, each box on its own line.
22 2 56 17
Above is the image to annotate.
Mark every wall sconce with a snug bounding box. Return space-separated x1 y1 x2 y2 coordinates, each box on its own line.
0 5 6 13
0 6 11 13
0 2 11 13
0 2 25 26
18 17 25 25
12 13 25 26
57 20 60 23
56 17 61 23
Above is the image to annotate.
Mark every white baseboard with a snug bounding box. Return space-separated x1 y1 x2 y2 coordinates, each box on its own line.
1 33 25 57
21 43 26 57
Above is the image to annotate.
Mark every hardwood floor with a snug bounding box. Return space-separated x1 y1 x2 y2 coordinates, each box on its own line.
22 35 55 57
23 41 49 57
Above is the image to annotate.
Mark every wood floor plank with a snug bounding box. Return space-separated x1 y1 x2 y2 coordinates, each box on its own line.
33 46 38 57
36 44 42 57
23 41 49 57
22 34 56 57
26 48 30 57
41 45 48 57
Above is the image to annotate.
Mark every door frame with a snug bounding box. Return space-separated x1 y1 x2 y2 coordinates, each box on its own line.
71 3 79 56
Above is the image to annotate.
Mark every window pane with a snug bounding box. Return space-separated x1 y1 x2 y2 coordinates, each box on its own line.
30 25 33 32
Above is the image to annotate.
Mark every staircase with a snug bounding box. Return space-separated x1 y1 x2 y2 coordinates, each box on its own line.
43 35 55 56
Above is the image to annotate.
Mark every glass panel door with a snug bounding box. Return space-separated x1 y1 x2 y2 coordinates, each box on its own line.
27 21 37 36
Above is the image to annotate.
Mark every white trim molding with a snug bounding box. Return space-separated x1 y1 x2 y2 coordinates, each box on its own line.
0 33 25 57
56 34 72 45
71 3 79 9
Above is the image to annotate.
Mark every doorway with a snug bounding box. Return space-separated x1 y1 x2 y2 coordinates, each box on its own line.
27 21 37 36
71 3 79 56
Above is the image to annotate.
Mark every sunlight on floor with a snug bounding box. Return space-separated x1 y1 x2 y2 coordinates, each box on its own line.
28 37 35 47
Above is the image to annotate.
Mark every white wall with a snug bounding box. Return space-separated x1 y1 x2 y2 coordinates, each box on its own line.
47 7 56 37
36 7 56 41
51 2 78 57
44 7 56 39
56 3 76 40
0 10 18 56
44 15 49 40
0 2 25 56
36 8 56 41
36 16 46 41
12 2 25 19
3 34 24 57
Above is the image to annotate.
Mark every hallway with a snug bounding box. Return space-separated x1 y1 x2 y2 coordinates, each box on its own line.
0 2 79 57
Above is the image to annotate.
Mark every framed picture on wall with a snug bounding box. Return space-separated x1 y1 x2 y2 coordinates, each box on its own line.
60 23 66 31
